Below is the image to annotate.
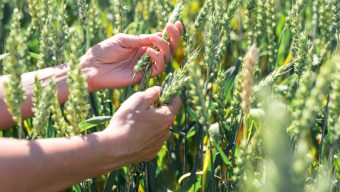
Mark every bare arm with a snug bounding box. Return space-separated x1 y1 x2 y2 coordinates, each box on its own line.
0 132 117 192
0 87 182 192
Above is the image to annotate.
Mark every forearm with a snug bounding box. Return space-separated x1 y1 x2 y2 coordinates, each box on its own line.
0 64 84 129
0 131 124 192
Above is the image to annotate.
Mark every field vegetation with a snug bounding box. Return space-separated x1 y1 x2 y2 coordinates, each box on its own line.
0 0 339 191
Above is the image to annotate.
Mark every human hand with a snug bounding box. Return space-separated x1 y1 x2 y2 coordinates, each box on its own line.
81 22 183 92
102 86 181 164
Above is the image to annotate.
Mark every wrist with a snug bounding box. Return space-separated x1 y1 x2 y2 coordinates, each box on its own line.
95 130 129 169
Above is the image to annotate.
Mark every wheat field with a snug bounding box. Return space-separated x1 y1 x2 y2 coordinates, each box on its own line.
0 0 339 191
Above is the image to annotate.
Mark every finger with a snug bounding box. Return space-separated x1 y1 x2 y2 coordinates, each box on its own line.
174 21 184 35
118 91 145 110
143 143 164 161
149 95 182 115
150 59 165 77
142 86 162 108
155 32 163 37
153 131 170 144
150 35 171 63
144 129 170 148
146 48 165 74
148 96 182 127
116 33 155 48
165 24 181 54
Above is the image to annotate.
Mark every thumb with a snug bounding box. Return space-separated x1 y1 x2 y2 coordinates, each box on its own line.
167 96 182 114
141 86 163 108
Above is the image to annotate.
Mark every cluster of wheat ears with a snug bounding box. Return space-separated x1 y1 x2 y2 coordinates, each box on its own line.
0 0 339 191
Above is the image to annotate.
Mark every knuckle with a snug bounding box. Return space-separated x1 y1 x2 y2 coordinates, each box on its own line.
115 33 126 40
161 108 172 116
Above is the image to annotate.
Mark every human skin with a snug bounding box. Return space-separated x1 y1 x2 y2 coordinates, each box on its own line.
0 21 183 191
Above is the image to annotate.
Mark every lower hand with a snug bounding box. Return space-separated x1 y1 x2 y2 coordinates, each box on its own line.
102 86 182 164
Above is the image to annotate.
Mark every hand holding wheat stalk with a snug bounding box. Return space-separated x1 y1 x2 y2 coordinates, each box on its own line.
131 2 184 91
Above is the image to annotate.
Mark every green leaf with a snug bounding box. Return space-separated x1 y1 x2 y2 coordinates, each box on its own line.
202 141 211 191
213 140 231 166
79 116 112 132
29 52 40 59
188 175 202 192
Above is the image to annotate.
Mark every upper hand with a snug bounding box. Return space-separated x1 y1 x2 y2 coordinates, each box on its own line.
81 21 183 92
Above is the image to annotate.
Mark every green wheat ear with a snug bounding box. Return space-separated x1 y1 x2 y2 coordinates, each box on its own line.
32 79 55 138
3 8 27 128
293 60 335 141
50 81 69 137
329 56 340 141
64 31 90 135
37 0 68 69
159 50 198 105
110 0 127 33
27 0 39 31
